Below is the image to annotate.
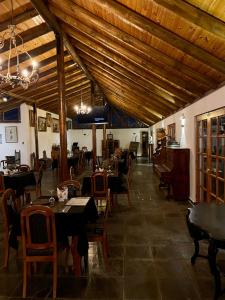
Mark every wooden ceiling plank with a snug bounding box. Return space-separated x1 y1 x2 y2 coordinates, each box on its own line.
154 0 225 40
76 41 194 105
49 0 217 89
71 0 225 74
86 57 187 109
60 16 207 97
91 70 174 116
0 7 38 32
30 0 100 88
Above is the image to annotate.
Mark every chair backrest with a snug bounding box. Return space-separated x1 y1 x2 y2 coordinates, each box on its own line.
17 164 30 172
1 189 17 232
91 171 108 197
0 172 5 193
58 180 81 198
20 205 57 256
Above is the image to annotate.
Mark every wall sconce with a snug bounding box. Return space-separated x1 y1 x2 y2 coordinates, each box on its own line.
181 114 185 127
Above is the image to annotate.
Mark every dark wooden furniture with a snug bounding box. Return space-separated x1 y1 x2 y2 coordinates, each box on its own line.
129 141 139 158
102 139 120 158
20 205 57 299
141 131 149 157
154 147 190 201
188 203 225 299
196 107 225 203
1 189 18 269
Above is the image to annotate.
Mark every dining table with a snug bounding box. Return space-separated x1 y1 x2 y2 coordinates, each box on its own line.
188 202 225 299
9 196 98 266
4 170 36 196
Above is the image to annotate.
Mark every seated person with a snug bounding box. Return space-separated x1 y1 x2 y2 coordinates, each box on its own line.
51 146 60 169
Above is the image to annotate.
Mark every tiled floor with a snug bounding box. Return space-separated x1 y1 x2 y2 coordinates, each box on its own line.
0 160 222 299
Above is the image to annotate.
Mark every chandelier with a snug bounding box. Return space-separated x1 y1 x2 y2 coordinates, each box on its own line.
74 89 92 115
0 0 39 90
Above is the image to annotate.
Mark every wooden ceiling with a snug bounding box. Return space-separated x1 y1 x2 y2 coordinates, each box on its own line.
0 0 225 125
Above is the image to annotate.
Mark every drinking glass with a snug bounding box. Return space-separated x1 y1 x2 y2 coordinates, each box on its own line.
48 189 55 207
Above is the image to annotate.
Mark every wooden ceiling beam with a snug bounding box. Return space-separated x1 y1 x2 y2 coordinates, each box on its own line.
76 42 193 105
60 16 206 96
0 5 38 32
91 70 173 117
84 56 181 111
70 0 225 74
49 0 217 89
37 79 90 103
87 62 183 111
154 0 225 40
30 0 99 88
103 91 155 124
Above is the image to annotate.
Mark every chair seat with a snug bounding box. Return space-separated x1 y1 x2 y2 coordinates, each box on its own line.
27 247 54 256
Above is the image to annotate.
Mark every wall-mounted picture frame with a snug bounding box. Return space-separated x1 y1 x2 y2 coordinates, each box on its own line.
66 120 72 130
46 113 52 127
52 118 59 132
29 110 35 127
107 133 113 140
5 126 18 143
38 116 47 132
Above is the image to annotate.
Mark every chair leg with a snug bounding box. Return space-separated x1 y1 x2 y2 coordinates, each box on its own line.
22 261 27 298
52 261 57 299
71 237 81 277
191 240 200 265
127 192 131 207
3 233 9 269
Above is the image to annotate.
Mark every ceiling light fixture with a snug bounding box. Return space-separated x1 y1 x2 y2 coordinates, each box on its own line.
0 0 39 89
74 89 91 115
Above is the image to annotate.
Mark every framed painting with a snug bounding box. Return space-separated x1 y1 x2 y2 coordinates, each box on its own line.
5 126 18 143
107 133 113 140
52 118 59 132
29 110 35 127
38 117 47 132
46 113 52 127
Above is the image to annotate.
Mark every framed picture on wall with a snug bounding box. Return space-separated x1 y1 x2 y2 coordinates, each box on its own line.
52 118 59 132
38 117 47 132
107 133 113 140
46 113 52 127
29 110 35 127
5 126 18 143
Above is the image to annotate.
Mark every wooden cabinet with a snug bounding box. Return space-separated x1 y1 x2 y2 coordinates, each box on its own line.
102 139 120 158
141 131 149 157
196 107 225 203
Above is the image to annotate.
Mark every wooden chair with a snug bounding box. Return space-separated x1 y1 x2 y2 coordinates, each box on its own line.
91 171 109 213
1 189 18 268
86 188 111 268
16 164 30 172
24 165 44 202
57 179 81 198
0 172 5 196
20 205 57 299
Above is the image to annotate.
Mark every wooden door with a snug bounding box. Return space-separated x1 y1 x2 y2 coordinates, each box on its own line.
196 107 225 203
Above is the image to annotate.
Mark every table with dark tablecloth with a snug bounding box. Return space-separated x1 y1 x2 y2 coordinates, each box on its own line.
4 171 36 196
9 197 98 256
81 175 124 196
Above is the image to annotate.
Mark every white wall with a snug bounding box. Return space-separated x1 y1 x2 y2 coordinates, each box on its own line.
67 127 149 156
151 85 225 202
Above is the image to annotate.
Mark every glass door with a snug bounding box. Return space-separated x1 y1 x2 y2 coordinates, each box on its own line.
196 108 225 203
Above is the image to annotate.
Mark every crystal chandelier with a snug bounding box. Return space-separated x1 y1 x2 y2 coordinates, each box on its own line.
0 0 39 90
74 89 92 114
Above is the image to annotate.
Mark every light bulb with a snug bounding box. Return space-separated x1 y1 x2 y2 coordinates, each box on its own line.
32 60 38 68
22 69 29 77
3 97 7 102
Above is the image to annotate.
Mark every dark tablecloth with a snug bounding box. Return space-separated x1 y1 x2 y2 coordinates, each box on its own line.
4 171 36 196
82 175 123 195
9 197 98 256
